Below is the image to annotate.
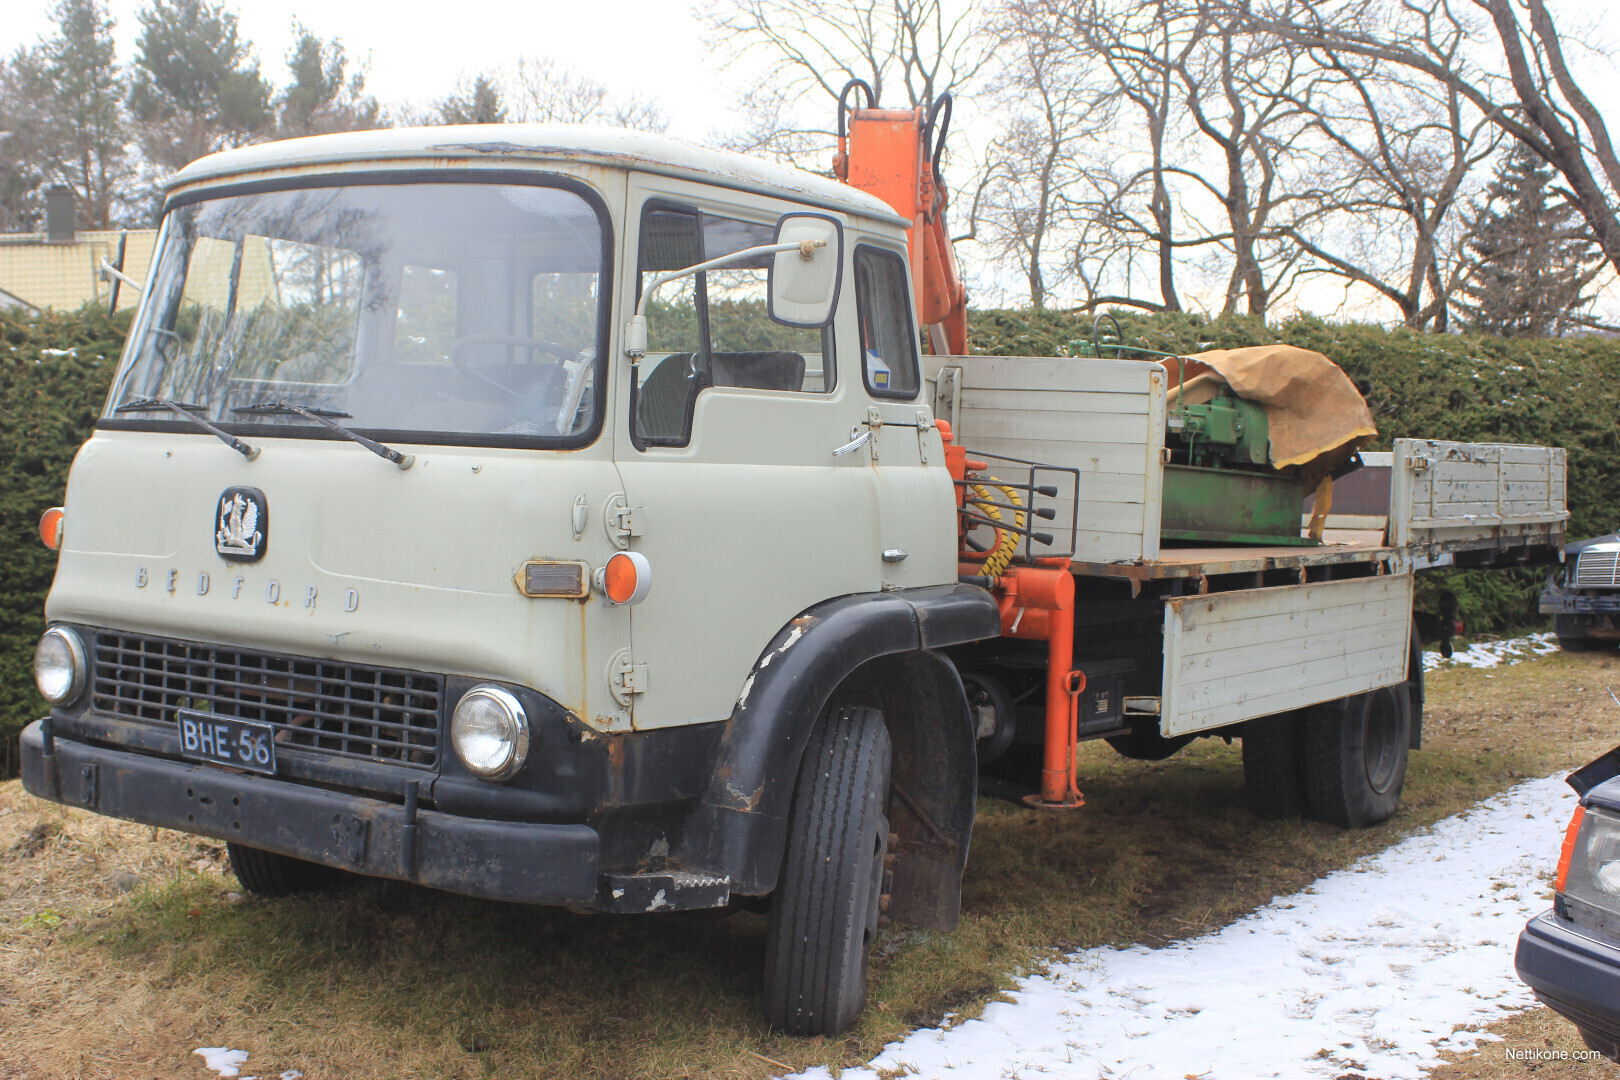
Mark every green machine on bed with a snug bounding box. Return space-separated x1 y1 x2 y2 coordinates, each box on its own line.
1076 318 1378 548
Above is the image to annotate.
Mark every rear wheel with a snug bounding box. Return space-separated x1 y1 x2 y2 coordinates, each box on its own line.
1241 711 1308 820
226 843 342 897
763 705 891 1036
1303 685 1411 828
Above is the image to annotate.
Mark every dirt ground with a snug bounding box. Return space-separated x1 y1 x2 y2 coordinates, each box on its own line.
1 644 1618 1079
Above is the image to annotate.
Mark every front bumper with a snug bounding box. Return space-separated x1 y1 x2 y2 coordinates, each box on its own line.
20 720 601 905
1539 590 1620 616
1515 909 1620 1053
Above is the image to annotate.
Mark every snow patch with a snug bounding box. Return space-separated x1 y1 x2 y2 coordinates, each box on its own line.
1423 631 1558 672
192 1047 300 1080
787 776 1575 1080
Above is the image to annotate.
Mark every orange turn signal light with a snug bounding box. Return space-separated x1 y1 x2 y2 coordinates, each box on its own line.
39 507 64 550
1555 804 1586 894
603 551 652 606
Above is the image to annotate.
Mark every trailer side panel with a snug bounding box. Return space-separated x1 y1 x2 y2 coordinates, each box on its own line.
1160 575 1414 736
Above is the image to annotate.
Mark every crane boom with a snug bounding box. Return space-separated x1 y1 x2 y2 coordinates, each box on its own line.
833 84 968 355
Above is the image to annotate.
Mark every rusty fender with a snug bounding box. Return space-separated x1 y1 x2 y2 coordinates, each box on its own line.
683 584 999 924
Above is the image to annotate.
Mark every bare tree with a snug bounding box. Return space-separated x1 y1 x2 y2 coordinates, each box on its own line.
1231 0 1620 281
1275 43 1501 329
505 58 667 132
701 0 985 164
970 6 1104 308
984 0 1316 316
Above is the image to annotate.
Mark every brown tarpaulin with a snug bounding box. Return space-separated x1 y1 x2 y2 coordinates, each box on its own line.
1166 344 1377 480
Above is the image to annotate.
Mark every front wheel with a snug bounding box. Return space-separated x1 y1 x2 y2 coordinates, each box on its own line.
226 843 342 897
1555 615 1603 652
762 706 891 1036
1302 685 1411 828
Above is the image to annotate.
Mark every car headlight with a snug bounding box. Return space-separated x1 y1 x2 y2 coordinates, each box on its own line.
450 685 529 781
33 627 86 705
1562 805 1620 920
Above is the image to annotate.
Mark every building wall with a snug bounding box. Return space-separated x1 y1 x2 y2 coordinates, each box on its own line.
0 230 158 313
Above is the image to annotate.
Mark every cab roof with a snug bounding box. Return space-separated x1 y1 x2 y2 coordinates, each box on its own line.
168 124 910 227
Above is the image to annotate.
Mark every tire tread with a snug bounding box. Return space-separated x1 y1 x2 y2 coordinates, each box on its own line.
226 842 338 897
763 706 890 1036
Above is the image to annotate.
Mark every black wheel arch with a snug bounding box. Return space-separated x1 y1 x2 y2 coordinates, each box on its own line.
682 584 998 931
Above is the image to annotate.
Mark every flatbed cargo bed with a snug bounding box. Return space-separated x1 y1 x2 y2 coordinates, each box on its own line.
926 354 1568 577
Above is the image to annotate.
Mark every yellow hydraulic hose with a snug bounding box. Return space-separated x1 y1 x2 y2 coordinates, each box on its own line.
967 478 1026 578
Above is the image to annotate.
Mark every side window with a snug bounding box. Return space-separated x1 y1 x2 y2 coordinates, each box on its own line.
853 246 919 399
634 203 835 446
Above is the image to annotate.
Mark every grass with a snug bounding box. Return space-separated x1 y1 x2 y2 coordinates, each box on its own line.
3 643 1619 1079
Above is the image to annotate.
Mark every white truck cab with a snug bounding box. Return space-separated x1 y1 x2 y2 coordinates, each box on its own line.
23 126 998 1036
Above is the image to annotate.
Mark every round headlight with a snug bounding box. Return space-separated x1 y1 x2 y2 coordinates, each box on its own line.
450 686 529 781
34 627 86 705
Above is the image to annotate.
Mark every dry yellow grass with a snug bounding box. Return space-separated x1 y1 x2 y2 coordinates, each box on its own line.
1428 1008 1614 1080
1 644 1617 1079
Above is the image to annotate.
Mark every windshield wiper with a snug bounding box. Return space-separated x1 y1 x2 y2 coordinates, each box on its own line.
231 401 414 470
114 397 259 460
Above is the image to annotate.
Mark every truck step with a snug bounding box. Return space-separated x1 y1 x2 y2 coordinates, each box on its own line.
595 870 732 913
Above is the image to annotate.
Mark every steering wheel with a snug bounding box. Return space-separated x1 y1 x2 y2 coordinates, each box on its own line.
449 333 574 400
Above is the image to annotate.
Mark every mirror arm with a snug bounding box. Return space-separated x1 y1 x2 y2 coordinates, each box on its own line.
98 257 143 291
625 239 826 361
633 240 823 321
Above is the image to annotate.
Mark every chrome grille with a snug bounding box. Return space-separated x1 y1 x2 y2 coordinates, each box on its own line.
91 631 441 768
1574 550 1620 588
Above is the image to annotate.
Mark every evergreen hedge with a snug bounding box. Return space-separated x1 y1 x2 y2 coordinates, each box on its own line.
1 306 1614 775
1 307 125 778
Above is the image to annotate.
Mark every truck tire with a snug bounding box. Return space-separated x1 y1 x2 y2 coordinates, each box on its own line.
1555 615 1602 652
1241 711 1308 820
762 705 891 1036
226 842 341 897
1302 686 1411 828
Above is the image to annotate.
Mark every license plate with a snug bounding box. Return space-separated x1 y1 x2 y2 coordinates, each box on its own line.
178 710 277 775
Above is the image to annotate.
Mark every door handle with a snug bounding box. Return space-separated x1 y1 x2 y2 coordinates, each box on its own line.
833 429 872 457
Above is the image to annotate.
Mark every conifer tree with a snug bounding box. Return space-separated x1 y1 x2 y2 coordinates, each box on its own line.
276 22 380 138
128 0 272 172
0 0 131 230
436 75 507 126
41 0 131 228
1454 144 1601 337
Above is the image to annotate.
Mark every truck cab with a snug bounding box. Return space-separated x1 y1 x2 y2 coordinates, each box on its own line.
22 126 998 1036
1541 533 1620 651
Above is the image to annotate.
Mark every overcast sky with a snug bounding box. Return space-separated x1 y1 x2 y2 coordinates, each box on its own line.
2 0 743 140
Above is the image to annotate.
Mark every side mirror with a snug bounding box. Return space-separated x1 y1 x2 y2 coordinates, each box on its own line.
769 213 843 329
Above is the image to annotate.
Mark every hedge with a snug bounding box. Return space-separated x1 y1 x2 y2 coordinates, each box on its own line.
1 307 125 778
1 306 1614 775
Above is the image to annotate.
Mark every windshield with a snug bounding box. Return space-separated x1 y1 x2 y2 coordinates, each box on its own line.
105 179 608 445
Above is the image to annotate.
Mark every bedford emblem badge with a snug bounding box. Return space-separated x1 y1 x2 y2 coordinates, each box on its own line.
215 487 268 563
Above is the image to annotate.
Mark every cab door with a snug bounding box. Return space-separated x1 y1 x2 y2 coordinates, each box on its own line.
609 174 882 730
846 241 958 593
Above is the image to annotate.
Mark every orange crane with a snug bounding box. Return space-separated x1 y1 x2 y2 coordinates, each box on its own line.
834 84 1085 808
832 81 969 357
